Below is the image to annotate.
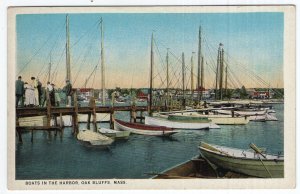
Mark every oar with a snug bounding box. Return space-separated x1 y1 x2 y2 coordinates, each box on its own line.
249 143 272 178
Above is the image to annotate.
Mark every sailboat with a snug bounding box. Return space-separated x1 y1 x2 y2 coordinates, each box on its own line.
145 32 220 129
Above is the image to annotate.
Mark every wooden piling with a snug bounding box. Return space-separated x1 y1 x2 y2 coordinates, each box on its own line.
110 109 114 129
92 97 97 131
59 112 63 137
73 91 79 134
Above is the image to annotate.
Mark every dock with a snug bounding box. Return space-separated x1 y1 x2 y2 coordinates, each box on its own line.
15 91 165 142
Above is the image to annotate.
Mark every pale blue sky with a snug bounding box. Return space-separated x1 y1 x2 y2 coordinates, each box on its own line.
16 12 283 89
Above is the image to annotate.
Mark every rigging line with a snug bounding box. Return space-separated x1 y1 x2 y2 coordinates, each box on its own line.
72 28 100 83
153 38 168 81
91 66 97 88
73 25 97 72
71 22 100 69
18 19 66 76
71 19 101 48
51 46 66 83
224 51 272 87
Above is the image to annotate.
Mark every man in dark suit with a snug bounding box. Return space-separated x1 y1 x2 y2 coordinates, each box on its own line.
15 76 24 107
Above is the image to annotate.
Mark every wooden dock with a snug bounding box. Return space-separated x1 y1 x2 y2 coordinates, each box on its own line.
15 91 165 142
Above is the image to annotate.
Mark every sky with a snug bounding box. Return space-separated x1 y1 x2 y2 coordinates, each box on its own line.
16 12 284 89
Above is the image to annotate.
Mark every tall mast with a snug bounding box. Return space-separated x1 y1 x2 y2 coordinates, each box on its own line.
100 18 105 105
166 48 169 108
182 52 185 103
66 14 71 82
225 64 228 97
200 56 204 100
215 45 220 100
197 26 202 103
219 45 224 100
149 33 154 115
191 52 195 98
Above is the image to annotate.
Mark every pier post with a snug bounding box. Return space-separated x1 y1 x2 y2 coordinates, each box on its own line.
16 117 22 143
140 111 143 123
87 113 91 129
110 109 114 129
92 97 97 131
73 91 79 134
46 90 52 138
60 112 63 137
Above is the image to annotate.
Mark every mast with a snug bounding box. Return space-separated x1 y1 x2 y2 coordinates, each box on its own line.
200 56 204 100
215 45 220 100
182 52 185 105
66 14 71 82
219 44 224 100
149 33 154 115
225 64 228 97
100 18 105 105
166 48 169 109
191 52 195 99
197 26 202 103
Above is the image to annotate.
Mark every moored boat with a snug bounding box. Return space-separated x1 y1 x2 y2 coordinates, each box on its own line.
98 127 131 139
167 112 250 125
114 119 178 136
77 129 114 146
145 116 220 129
152 156 250 179
199 142 284 178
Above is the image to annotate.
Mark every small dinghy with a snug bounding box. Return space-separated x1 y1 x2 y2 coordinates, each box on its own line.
199 142 284 178
77 129 114 146
98 128 131 139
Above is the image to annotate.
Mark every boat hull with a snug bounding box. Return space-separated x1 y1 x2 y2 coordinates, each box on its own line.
145 116 220 129
77 130 114 146
98 128 131 139
199 144 284 178
114 119 178 136
170 112 249 125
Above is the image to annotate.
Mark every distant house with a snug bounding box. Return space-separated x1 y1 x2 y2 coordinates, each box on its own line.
137 91 148 100
248 89 274 99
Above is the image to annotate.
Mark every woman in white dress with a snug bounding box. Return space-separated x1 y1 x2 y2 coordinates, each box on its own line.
31 77 39 106
24 82 35 106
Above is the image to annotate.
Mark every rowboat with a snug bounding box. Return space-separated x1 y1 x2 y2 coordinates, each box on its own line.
167 112 250 125
152 156 250 179
77 129 114 146
145 116 220 129
98 128 131 139
114 119 178 136
199 142 284 178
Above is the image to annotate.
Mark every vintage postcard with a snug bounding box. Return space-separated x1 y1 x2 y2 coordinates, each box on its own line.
7 6 295 190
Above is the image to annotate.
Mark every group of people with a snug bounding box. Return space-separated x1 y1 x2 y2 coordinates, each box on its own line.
15 76 73 108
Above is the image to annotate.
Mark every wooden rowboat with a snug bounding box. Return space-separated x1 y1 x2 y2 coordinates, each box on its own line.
77 129 114 146
152 156 250 179
199 142 284 178
114 119 178 136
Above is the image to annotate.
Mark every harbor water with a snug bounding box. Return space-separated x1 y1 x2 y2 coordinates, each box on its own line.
15 104 284 179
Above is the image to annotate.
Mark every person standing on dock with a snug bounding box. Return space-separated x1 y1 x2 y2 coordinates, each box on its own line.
64 80 72 107
47 82 55 106
24 82 35 107
15 76 24 107
37 78 42 106
31 77 39 106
